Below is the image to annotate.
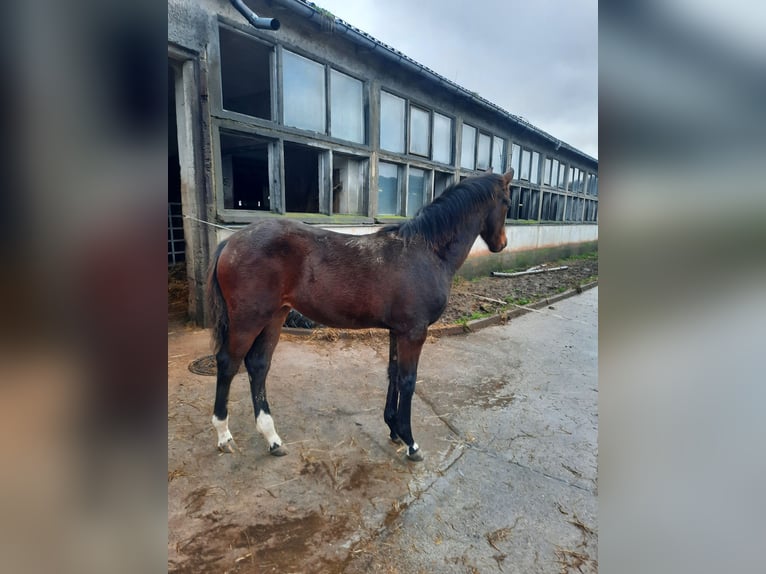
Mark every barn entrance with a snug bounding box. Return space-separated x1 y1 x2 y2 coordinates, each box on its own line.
168 65 188 323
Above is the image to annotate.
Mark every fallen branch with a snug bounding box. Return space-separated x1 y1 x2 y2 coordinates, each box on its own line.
491 265 568 278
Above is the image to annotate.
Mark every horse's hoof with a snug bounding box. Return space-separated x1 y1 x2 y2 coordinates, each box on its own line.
217 438 238 454
406 447 424 462
269 444 288 457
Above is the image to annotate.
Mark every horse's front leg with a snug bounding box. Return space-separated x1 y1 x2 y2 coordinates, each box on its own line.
384 331 401 444
394 329 428 461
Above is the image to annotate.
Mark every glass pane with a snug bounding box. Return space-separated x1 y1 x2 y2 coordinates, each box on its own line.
552 159 559 186
531 152 540 184
520 149 531 180
477 133 491 170
283 50 325 133
558 163 566 188
409 106 430 156
544 158 552 185
461 124 476 169
491 136 505 173
511 144 521 178
219 27 272 119
432 113 452 164
330 69 364 143
407 167 427 216
378 161 399 215
380 91 405 153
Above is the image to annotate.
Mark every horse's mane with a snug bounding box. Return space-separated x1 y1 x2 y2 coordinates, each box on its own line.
380 173 503 248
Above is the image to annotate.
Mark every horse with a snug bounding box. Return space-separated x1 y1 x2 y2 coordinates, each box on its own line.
206 169 513 461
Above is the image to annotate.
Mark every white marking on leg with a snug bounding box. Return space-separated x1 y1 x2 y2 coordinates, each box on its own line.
410 442 419 453
256 411 282 448
212 415 233 447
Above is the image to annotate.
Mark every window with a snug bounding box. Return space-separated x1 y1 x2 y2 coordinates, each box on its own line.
219 27 272 119
284 142 321 213
409 106 430 156
380 91 406 153
551 159 559 187
283 50 326 133
558 162 566 188
407 167 429 216
477 133 491 170
543 158 552 185
434 171 453 197
332 154 367 215
220 131 271 210
432 113 453 164
378 161 401 215
511 144 521 178
330 70 364 143
491 136 505 174
461 123 477 169
530 152 540 184
520 149 531 180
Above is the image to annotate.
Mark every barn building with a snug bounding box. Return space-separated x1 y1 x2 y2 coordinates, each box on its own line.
168 0 598 325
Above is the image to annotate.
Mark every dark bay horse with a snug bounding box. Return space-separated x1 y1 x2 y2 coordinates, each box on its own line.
207 170 513 461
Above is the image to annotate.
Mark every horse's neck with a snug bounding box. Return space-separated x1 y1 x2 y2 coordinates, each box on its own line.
437 217 483 274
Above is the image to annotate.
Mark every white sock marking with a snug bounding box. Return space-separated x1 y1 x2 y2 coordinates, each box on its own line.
212 415 233 447
256 411 282 448
410 442 419 453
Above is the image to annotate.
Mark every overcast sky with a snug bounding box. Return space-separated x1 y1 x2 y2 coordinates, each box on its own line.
313 0 598 159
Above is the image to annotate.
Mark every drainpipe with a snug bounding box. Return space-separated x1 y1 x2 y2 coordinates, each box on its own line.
229 0 280 30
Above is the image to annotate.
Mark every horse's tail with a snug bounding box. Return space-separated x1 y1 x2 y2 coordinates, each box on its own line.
206 239 230 354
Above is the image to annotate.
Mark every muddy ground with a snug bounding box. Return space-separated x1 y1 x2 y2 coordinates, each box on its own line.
168 253 598 327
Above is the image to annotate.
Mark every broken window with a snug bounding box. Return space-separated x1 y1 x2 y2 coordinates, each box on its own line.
284 142 321 213
377 161 402 215
332 154 367 215
406 167 429 216
434 171 453 197
491 136 505 174
380 91 405 153
283 50 326 133
477 133 491 171
219 26 272 120
460 123 476 170
331 69 364 143
520 149 531 180
409 106 430 157
543 158 552 185
220 131 271 211
508 186 521 220
530 152 540 184
510 144 521 178
432 113 453 165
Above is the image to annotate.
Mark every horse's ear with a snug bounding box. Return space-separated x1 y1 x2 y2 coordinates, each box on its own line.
502 169 514 187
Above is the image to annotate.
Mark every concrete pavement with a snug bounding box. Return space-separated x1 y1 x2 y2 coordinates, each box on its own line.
168 288 597 573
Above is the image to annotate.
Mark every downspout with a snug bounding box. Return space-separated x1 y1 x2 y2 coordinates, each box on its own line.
228 0 280 30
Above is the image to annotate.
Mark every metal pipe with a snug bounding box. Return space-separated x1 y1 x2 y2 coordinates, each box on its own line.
228 0 280 30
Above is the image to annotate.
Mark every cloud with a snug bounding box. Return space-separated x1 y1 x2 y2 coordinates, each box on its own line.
315 0 598 158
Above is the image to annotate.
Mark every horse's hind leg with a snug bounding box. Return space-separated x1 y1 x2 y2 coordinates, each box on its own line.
245 309 290 456
384 332 401 444
212 330 255 452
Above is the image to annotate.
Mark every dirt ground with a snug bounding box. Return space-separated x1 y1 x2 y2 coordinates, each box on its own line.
168 253 598 328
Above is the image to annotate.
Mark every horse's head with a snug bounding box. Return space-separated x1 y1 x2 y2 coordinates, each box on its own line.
480 169 513 252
